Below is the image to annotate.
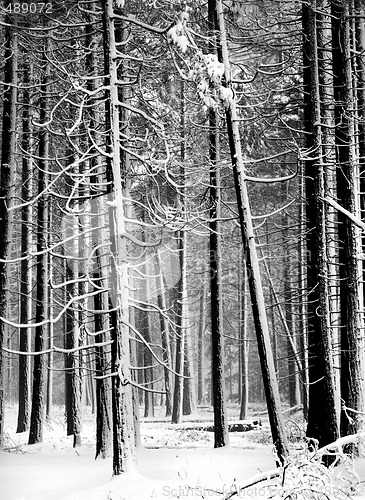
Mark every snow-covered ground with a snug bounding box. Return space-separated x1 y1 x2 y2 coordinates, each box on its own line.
1 405 365 500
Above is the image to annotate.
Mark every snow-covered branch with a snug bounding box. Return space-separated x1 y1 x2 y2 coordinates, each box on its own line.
321 196 365 231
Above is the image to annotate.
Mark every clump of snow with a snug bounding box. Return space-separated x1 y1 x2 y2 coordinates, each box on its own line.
167 12 190 54
203 54 224 81
219 86 234 106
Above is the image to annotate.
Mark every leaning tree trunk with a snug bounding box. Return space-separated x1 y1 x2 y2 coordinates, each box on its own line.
0 9 17 449
215 0 289 462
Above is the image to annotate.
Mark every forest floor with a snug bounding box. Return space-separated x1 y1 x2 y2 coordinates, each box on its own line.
1 404 365 500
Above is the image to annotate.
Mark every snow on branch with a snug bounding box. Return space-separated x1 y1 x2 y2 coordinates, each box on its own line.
3 340 113 357
313 432 365 458
321 196 365 231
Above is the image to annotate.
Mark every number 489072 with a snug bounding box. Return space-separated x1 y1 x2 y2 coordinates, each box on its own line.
2 3 53 14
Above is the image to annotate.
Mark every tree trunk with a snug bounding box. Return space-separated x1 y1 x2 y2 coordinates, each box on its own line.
239 264 249 421
207 12 228 443
197 278 207 406
94 261 112 459
281 184 299 407
171 229 187 424
297 162 309 420
17 57 31 433
355 0 365 354
182 328 195 416
155 249 173 416
64 179 82 447
302 0 339 452
46 240 53 419
28 40 49 445
331 0 365 440
103 0 135 474
0 7 17 449
215 0 289 462
171 81 189 425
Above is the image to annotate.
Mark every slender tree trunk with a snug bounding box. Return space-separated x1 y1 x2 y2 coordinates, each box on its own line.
138 272 154 419
197 278 207 406
17 58 31 433
298 163 309 420
281 186 299 407
28 40 49 445
129 305 141 448
239 264 249 421
46 243 53 419
207 10 228 443
94 260 112 459
171 230 187 424
215 0 289 461
64 177 82 447
155 249 173 416
182 327 195 416
171 81 189 425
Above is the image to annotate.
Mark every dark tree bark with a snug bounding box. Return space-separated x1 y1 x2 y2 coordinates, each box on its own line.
215 0 289 462
182 331 195 416
46 213 53 419
298 163 309 420
64 263 82 447
17 58 31 433
239 263 249 421
155 250 173 416
139 304 155 419
94 261 112 459
331 0 365 439
171 230 187 424
302 0 339 452
171 82 189 425
197 278 207 406
281 184 299 407
207 4 228 444
28 42 49 445
103 0 135 474
355 0 365 336
0 8 17 449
